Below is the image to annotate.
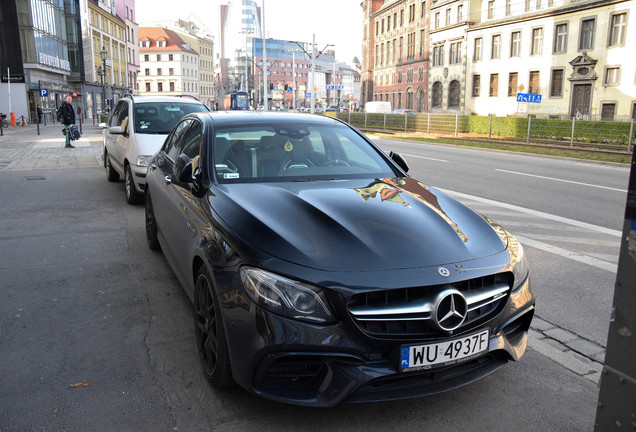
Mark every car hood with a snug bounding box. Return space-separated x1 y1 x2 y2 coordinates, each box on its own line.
133 133 168 158
210 177 508 272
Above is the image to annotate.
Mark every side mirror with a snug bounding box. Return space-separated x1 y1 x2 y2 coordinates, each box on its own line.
99 122 108 129
389 151 409 173
108 125 124 135
173 154 194 183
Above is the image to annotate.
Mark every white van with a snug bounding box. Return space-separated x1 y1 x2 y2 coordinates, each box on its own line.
364 101 392 114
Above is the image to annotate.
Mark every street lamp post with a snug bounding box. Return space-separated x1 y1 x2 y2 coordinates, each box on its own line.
99 45 108 115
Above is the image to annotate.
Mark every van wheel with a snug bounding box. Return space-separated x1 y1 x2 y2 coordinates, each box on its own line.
125 164 143 205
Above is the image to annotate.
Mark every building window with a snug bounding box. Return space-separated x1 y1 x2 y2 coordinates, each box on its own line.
609 13 627 46
536 0 541 9
435 12 440 29
510 31 521 57
145 68 150 75
579 18 595 50
432 81 443 107
506 0 512 16
531 28 543 55
491 34 501 59
418 66 424 81
508 72 518 96
458 5 463 21
472 74 480 97
554 23 568 53
604 67 620 86
169 54 174 61
158 82 163 92
422 1 426 17
488 0 494 19
601 103 616 121
446 8 451 25
169 68 174 75
433 45 444 66
525 0 530 12
489 74 498 97
450 41 462 64
448 80 460 108
529 70 540 94
157 68 162 76
144 54 149 61
145 82 151 92
550 69 564 97
474 38 482 61
400 9 404 25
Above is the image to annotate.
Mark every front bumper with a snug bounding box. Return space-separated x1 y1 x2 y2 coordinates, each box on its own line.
221 275 534 407
130 163 147 193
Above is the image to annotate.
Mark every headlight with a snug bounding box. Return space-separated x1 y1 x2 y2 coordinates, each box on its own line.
137 155 153 167
507 234 529 290
240 267 335 324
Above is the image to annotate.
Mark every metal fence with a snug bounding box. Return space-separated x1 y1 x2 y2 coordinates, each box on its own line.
333 112 636 150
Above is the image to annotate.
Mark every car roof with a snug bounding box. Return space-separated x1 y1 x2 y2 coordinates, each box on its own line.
194 111 346 128
127 96 206 105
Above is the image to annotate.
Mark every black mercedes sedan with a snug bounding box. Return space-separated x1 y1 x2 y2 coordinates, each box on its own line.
144 111 534 407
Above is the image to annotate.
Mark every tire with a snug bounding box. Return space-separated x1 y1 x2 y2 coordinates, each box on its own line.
105 150 120 182
124 164 143 205
145 190 161 251
193 266 234 388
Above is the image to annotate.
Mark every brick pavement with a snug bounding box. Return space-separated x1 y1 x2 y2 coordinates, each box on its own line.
0 121 104 171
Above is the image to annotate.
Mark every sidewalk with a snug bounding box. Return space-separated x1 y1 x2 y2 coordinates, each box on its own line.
0 121 104 171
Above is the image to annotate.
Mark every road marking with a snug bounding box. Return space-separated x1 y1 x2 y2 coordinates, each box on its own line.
402 153 449 163
437 188 622 238
495 169 627 193
515 235 617 273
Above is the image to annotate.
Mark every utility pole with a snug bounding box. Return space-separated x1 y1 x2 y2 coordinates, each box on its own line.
290 36 332 115
262 0 267 111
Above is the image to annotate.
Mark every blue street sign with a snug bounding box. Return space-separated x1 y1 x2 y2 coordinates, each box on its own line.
274 86 279 91
40 89 49 97
516 93 542 103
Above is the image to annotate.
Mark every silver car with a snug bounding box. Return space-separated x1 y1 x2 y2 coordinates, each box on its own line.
102 95 209 204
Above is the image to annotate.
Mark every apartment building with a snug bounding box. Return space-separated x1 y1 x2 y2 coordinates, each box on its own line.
137 27 200 98
363 0 431 111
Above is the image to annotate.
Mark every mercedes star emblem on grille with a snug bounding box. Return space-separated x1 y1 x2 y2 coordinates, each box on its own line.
438 267 451 277
433 289 468 332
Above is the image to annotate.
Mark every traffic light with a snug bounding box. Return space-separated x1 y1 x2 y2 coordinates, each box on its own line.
284 84 288 90
269 83 273 90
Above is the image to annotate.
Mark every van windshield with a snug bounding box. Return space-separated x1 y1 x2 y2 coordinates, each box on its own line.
134 102 208 134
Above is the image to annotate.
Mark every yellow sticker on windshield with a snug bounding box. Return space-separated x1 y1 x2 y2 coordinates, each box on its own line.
284 140 293 152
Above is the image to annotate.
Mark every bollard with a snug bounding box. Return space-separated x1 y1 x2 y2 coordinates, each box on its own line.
629 119 634 152
489 114 493 138
571 117 576 147
527 116 532 143
405 113 408 132
383 112 386 130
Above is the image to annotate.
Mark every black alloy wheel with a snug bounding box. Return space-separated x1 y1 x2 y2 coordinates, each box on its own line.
193 266 233 388
105 150 119 182
145 190 160 251
125 164 143 205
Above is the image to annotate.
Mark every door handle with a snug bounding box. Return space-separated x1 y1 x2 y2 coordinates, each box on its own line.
164 175 172 185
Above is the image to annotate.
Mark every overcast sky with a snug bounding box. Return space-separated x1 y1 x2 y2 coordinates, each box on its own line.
135 0 364 63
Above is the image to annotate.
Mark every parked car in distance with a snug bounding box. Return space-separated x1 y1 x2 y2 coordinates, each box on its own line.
101 95 209 204
144 111 534 407
325 106 339 112
364 101 392 114
393 109 417 115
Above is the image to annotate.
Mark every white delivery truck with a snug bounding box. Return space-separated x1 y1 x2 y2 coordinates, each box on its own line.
364 101 392 113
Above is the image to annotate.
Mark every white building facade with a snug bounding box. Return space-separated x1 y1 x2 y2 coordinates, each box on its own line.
465 0 636 120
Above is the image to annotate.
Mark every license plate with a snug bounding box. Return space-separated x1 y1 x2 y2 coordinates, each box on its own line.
400 329 490 371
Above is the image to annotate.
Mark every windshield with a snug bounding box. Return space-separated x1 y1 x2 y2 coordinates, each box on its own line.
134 102 208 134
211 123 398 183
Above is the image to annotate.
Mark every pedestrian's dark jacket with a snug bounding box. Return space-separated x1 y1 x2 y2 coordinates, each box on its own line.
58 102 75 125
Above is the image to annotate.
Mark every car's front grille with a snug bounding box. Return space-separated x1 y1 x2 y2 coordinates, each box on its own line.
347 273 511 338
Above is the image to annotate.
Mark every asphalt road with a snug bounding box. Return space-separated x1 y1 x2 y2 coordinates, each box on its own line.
0 129 623 431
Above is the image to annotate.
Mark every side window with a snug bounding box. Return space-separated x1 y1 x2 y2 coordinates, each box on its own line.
109 102 123 127
118 103 129 132
180 121 202 159
164 119 192 161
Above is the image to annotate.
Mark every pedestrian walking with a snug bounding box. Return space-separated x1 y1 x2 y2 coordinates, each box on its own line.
37 105 43 124
58 96 76 148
